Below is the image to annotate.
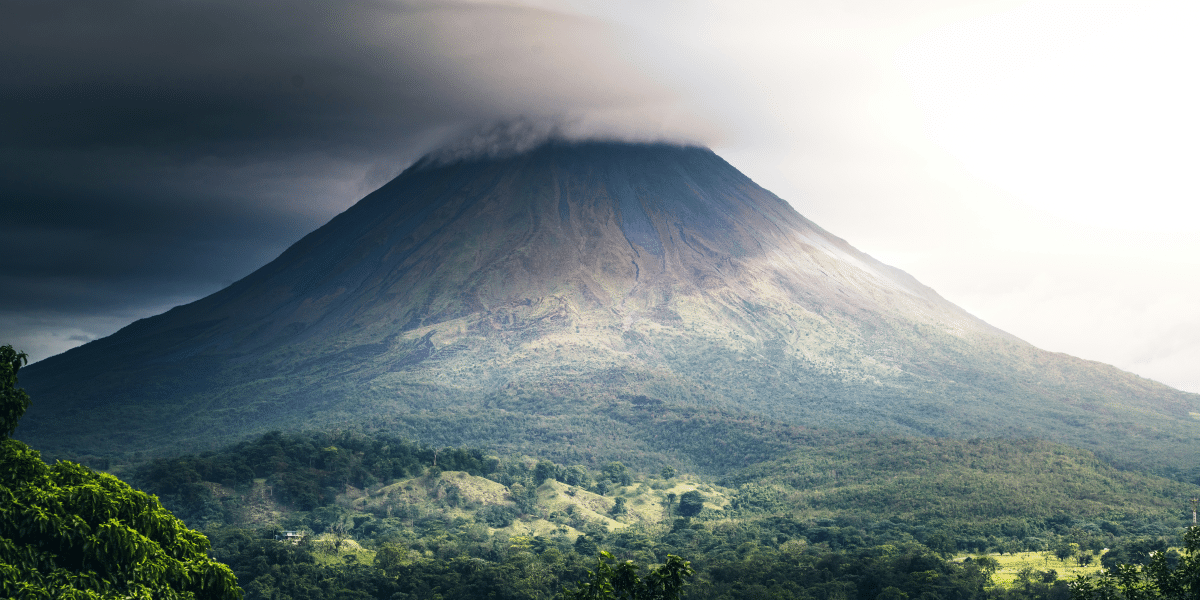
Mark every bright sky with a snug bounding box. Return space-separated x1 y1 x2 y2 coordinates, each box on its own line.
589 0 1200 392
887 0 1200 393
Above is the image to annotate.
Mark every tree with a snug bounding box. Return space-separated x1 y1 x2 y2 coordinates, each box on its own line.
1054 542 1078 562
0 346 242 599
610 497 627 516
535 460 558 485
677 491 704 518
923 531 955 557
603 462 632 486
876 587 907 600
1100 537 1168 570
971 556 1000 584
563 551 693 600
0 345 30 439
1071 526 1200 600
374 543 408 578
574 534 600 557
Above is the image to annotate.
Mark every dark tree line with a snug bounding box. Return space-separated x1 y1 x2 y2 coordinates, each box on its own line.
133 430 491 520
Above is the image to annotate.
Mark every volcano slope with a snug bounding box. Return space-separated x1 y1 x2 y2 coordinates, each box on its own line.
17 142 1200 479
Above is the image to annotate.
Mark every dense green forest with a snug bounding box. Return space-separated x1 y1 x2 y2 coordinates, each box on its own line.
50 401 845 477
8 336 1199 599
121 428 1199 599
726 436 1197 545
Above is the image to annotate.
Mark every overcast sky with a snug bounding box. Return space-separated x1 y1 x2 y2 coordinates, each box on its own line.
3 0 1197 394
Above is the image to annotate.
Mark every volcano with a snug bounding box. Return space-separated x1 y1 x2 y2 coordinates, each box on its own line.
17 141 1200 477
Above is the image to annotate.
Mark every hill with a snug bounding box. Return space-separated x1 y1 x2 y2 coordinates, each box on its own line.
130 429 1198 598
725 436 1197 539
16 141 1200 480
136 430 1196 548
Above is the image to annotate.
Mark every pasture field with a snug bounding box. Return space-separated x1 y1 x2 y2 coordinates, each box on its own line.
959 551 1104 587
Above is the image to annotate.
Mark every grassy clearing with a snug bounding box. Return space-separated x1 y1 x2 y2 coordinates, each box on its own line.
311 534 377 568
298 470 736 556
958 551 1104 587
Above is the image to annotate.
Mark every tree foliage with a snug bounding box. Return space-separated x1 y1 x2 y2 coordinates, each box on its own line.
133 431 490 523
132 426 1155 600
1071 526 1200 600
727 436 1196 541
676 491 703 518
564 551 694 600
0 345 30 440
0 346 241 599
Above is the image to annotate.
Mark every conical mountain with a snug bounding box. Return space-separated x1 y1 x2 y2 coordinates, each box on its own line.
17 142 1200 477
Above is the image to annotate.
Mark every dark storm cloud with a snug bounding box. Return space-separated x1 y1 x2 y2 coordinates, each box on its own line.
1 0 682 156
0 0 695 361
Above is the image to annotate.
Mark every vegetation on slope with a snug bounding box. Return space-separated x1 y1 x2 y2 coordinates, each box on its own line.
0 345 241 599
124 426 1199 599
727 436 1197 538
9 332 1200 600
1070 526 1200 599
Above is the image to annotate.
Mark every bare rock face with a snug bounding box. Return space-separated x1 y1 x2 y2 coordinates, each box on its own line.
17 142 1199 477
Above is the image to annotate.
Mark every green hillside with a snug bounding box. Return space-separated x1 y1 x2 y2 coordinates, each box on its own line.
115 428 1200 599
133 429 1197 553
726 436 1197 540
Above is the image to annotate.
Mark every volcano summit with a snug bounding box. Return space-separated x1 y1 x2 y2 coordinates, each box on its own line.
18 142 1200 477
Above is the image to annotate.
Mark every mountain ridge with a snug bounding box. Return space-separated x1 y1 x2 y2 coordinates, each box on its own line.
17 141 1199 480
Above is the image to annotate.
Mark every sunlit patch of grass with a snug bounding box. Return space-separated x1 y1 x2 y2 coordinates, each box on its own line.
958 550 1104 587
310 534 377 567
